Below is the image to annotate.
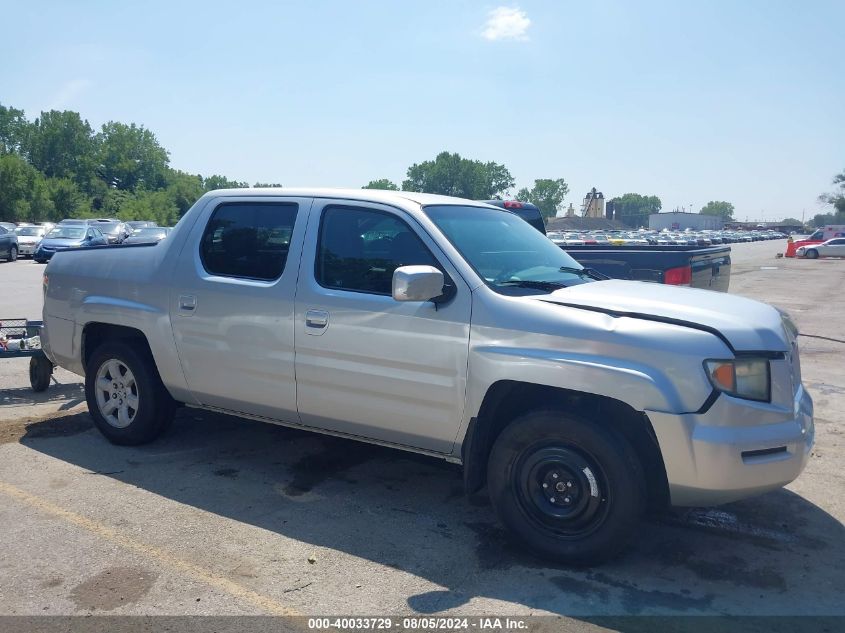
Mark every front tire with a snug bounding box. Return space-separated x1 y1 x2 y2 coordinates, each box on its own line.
7 245 17 262
487 409 646 566
805 249 819 259
85 342 176 445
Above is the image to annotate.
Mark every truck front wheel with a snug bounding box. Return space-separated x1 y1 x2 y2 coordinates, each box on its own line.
85 342 175 445
487 409 646 565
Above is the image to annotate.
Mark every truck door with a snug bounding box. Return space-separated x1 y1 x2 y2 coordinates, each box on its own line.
294 200 472 453
170 196 312 421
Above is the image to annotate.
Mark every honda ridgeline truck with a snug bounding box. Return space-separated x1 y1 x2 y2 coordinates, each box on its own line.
41 189 814 564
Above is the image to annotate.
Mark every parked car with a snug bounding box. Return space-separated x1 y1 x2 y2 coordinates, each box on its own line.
122 227 171 244
0 221 18 232
0 225 19 261
126 220 159 233
41 188 813 565
791 225 845 254
480 200 545 233
33 225 108 262
796 238 845 259
14 225 47 258
95 220 130 244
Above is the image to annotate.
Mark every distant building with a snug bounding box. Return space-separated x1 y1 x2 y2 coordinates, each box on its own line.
582 188 605 218
649 211 723 231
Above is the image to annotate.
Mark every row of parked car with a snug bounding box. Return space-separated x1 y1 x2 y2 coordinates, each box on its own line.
0 219 171 263
546 229 788 247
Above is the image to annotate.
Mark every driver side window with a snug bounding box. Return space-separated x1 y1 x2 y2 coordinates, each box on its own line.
316 206 439 295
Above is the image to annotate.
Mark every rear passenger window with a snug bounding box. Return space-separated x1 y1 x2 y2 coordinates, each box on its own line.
201 202 298 280
316 206 438 295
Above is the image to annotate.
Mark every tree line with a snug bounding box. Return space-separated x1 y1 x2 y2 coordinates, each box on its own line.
0 103 260 226
3 102 839 229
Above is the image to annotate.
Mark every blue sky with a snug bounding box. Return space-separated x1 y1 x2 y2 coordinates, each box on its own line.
2 0 843 220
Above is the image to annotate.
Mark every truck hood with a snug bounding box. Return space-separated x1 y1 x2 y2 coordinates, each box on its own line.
533 279 789 352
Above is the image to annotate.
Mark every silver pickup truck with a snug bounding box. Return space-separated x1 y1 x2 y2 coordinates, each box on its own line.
41 189 814 564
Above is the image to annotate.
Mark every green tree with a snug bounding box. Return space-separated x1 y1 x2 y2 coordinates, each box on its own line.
0 153 40 220
46 177 89 221
812 212 845 227
96 121 169 191
119 190 180 226
818 168 845 216
699 200 735 221
28 178 56 221
0 103 29 155
609 193 662 228
780 217 802 226
402 151 514 199
362 179 399 191
165 170 205 216
22 110 96 188
203 174 249 190
516 178 569 221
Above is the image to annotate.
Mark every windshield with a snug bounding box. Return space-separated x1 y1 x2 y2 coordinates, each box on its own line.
423 205 594 295
15 227 44 236
46 227 85 239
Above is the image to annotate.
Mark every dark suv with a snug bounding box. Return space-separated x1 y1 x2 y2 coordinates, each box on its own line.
480 200 546 234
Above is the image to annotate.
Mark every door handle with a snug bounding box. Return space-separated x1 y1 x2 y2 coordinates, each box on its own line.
178 294 197 312
305 309 329 329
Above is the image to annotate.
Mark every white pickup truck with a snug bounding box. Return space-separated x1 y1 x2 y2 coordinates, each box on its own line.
41 188 814 564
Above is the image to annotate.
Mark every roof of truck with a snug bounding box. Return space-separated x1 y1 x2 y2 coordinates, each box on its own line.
205 187 496 208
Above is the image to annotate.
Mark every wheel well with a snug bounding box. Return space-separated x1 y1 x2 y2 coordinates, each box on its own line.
82 323 151 372
463 380 670 511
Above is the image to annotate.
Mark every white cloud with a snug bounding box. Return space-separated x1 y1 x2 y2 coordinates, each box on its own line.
481 7 531 41
48 79 93 110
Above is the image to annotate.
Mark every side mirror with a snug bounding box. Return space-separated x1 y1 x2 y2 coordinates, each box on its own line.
392 265 444 302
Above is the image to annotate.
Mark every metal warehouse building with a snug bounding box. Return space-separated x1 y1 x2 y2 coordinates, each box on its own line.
649 212 724 231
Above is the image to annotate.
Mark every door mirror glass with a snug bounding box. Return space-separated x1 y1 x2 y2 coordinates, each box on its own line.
392 265 444 302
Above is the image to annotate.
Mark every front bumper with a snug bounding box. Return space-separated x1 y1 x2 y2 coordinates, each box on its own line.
33 248 56 261
646 385 814 506
18 243 37 255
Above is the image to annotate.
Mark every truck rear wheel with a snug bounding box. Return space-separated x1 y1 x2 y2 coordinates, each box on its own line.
487 409 646 565
85 342 175 445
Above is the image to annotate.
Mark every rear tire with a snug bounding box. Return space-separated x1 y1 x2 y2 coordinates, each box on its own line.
487 409 646 566
806 249 819 259
85 341 176 445
7 246 17 262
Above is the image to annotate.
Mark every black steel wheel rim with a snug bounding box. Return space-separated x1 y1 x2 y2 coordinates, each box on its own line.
514 444 610 537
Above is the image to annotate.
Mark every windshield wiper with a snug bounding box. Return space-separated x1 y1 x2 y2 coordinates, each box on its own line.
559 266 610 280
497 280 568 290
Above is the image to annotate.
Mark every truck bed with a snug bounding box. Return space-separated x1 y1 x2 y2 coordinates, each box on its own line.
561 244 731 291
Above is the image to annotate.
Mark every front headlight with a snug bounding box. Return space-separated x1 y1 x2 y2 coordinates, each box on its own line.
705 358 771 402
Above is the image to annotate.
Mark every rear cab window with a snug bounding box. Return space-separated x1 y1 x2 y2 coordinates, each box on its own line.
200 202 298 281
